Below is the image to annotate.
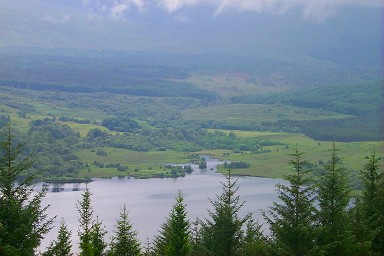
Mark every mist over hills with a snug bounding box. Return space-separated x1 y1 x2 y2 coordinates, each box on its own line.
0 0 382 68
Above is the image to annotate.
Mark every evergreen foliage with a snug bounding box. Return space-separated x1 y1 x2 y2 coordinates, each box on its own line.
0 126 54 255
90 217 107 256
43 219 72 256
240 218 268 256
109 205 141 256
359 151 384 254
373 172 384 255
76 186 106 256
200 170 251 256
314 143 355 255
154 191 191 256
264 147 316 255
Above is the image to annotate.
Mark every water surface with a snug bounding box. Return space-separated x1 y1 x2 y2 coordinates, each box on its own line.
37 158 285 253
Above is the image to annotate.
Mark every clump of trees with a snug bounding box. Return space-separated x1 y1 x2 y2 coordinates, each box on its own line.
1 129 383 255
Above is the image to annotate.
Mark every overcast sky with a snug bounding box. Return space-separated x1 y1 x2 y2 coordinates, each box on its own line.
84 0 384 20
0 0 382 62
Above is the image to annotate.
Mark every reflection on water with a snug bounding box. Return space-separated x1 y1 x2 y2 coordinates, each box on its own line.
42 183 85 193
37 157 285 254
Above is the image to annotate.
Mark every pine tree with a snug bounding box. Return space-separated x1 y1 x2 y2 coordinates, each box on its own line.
373 170 384 255
109 204 141 256
142 237 155 256
43 218 72 256
240 218 268 256
200 170 251 256
154 191 191 256
361 150 381 213
315 143 354 255
90 217 107 256
0 126 54 255
190 218 211 256
263 147 316 256
360 150 384 255
76 186 106 256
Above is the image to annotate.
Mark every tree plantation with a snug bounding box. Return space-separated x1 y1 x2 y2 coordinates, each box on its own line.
1 129 383 256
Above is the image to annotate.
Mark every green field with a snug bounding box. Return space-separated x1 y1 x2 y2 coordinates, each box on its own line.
198 130 383 178
70 130 383 179
77 148 191 178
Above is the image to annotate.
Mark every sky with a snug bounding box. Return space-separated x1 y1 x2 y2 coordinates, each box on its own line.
0 0 382 63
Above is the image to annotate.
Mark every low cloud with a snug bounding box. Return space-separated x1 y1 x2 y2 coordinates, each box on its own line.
155 0 384 20
174 13 191 22
22 0 382 22
40 14 72 24
83 0 145 19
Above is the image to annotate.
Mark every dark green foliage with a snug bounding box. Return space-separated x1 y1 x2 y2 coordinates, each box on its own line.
154 191 191 256
90 217 107 256
361 151 382 218
190 218 211 256
24 120 84 177
263 148 316 255
269 115 383 141
200 170 251 256
358 151 384 254
76 187 107 256
163 164 189 177
0 127 54 255
231 80 383 141
43 219 72 256
232 80 381 116
315 143 355 255
373 172 384 255
198 158 207 169
239 219 268 256
101 117 140 132
224 161 250 169
109 205 141 256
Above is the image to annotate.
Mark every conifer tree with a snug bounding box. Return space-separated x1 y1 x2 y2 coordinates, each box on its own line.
190 218 211 256
373 170 384 255
200 170 251 256
43 219 72 256
154 191 191 256
360 150 384 254
263 147 316 256
0 126 54 255
76 186 106 256
240 218 268 256
143 237 155 256
361 150 381 213
90 217 107 256
315 143 354 255
109 204 141 256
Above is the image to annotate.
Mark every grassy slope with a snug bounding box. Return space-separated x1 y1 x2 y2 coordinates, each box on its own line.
77 148 190 178
198 131 383 178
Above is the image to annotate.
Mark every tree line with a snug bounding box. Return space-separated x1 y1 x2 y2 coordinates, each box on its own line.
1 128 383 255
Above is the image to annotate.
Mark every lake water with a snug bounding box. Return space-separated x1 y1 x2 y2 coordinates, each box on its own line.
36 157 285 254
